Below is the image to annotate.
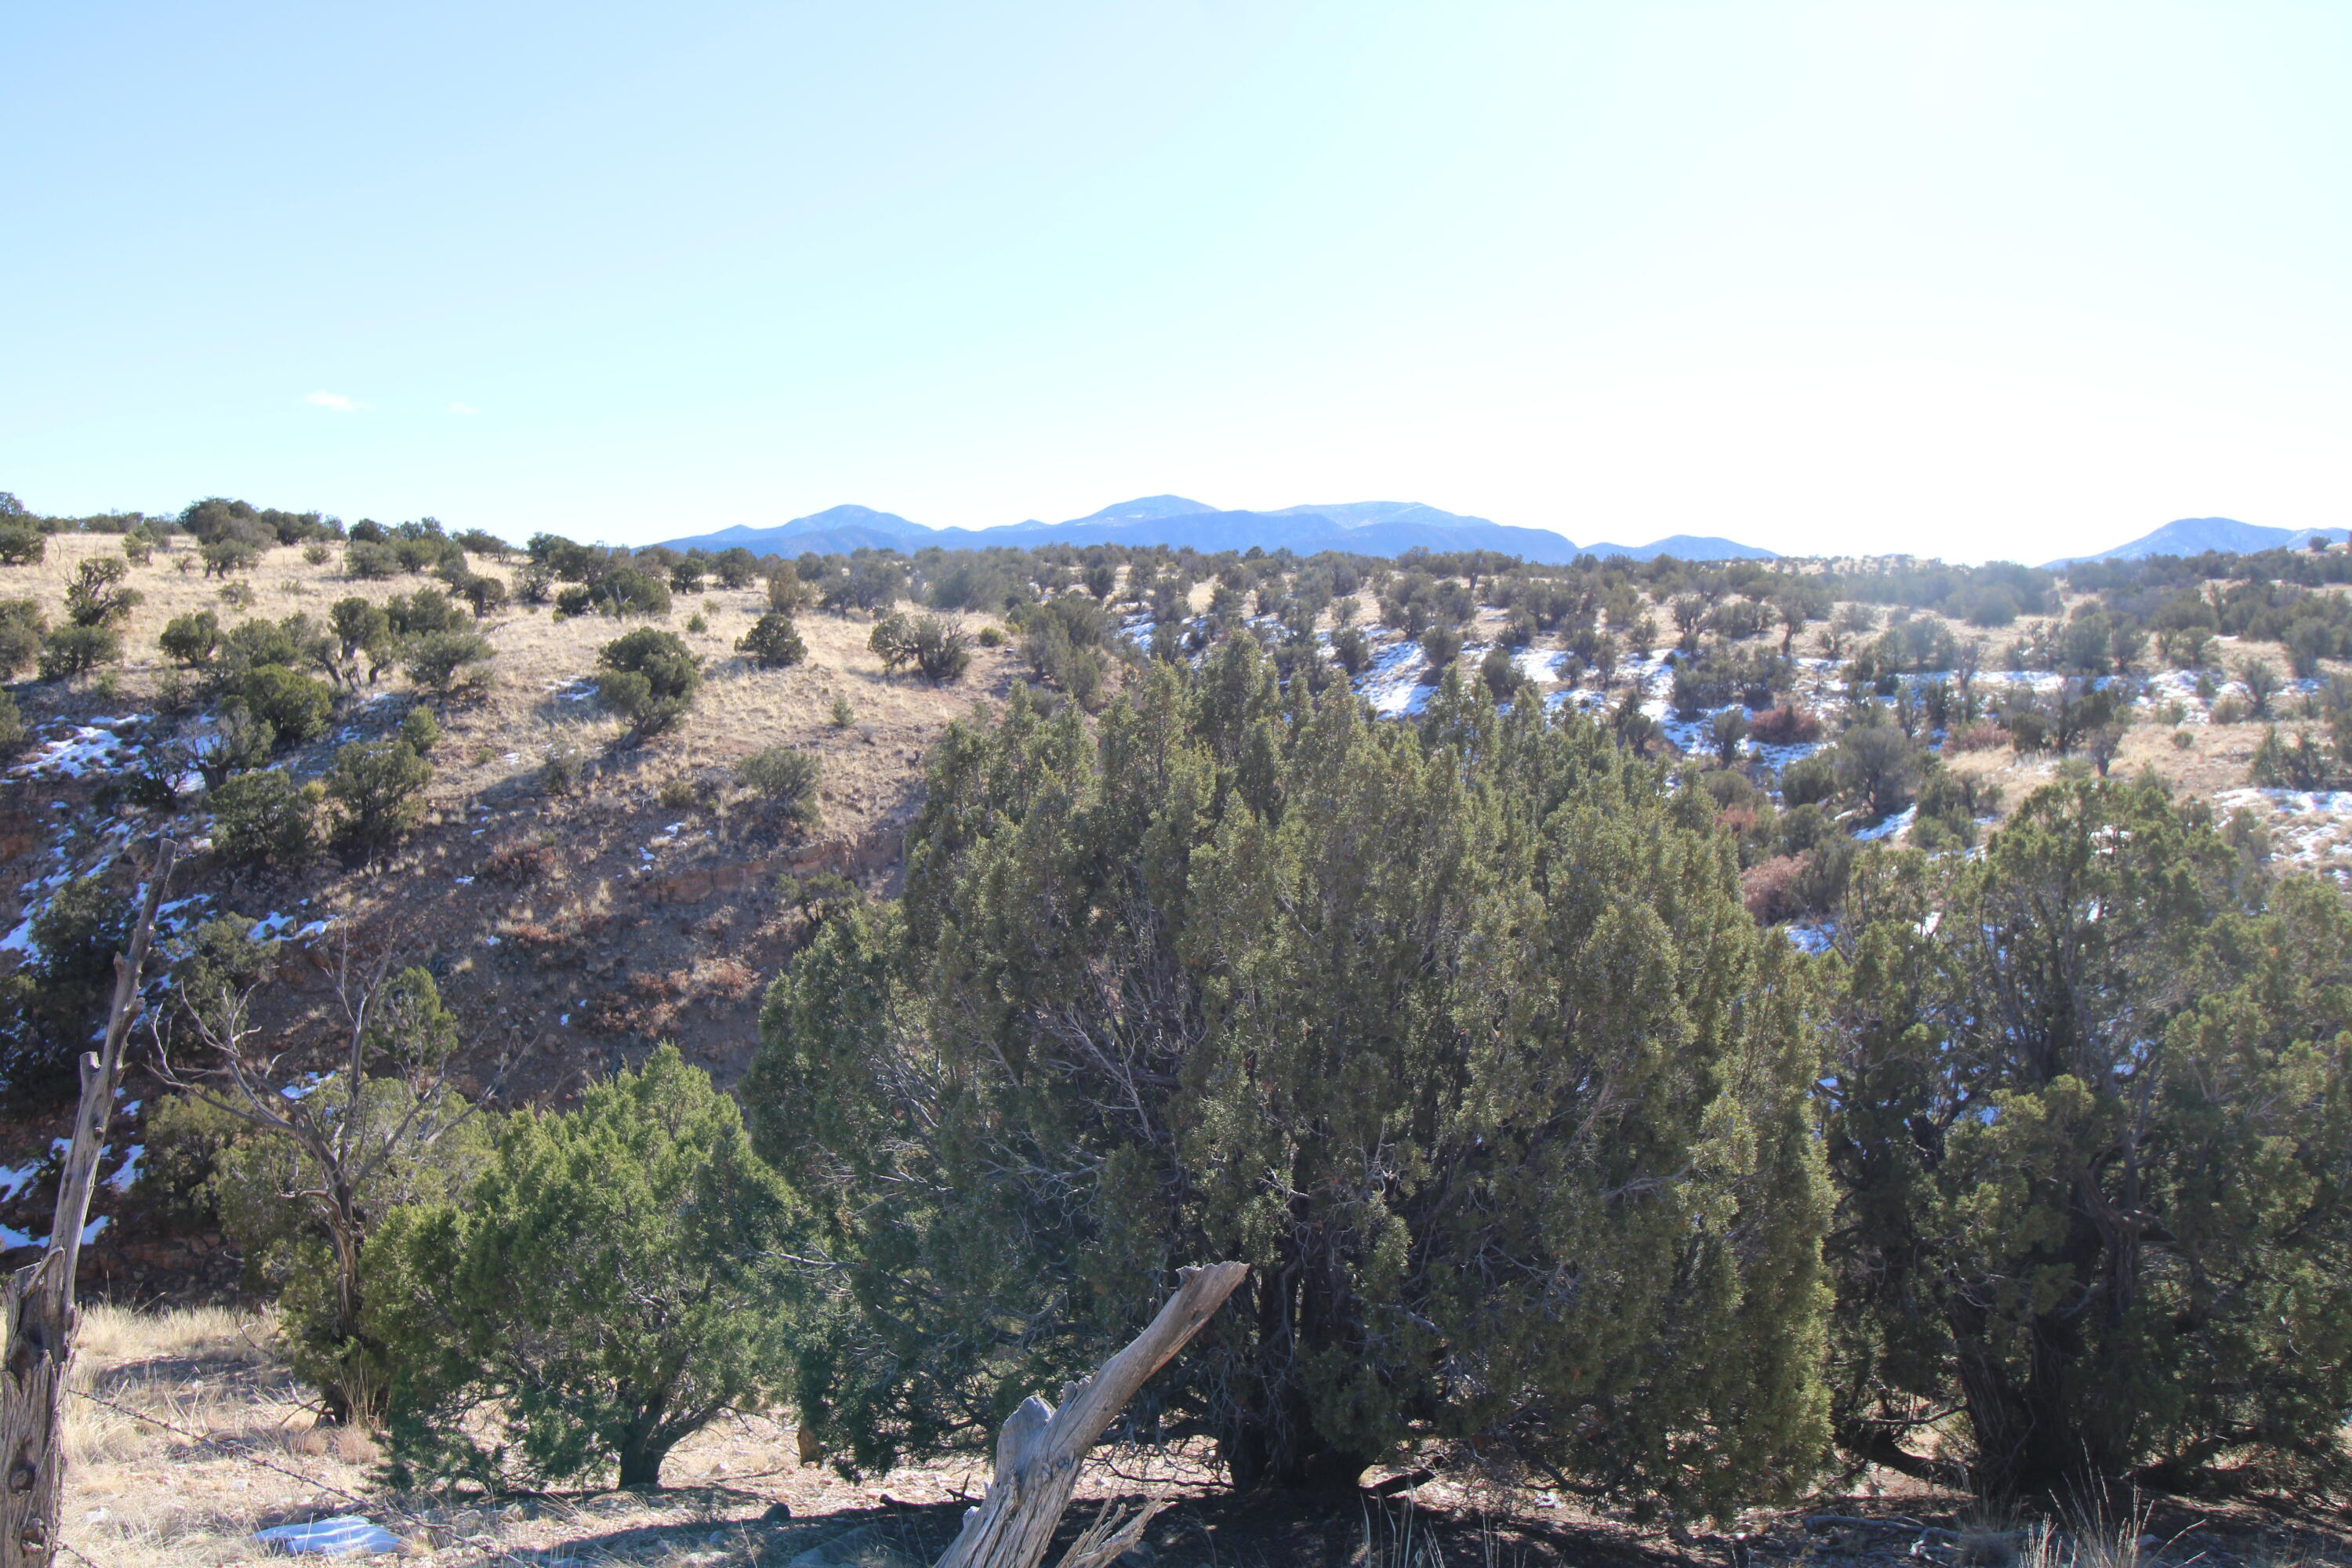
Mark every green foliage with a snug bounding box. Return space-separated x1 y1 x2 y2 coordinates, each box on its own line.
0 877 133 1106
1824 781 2352 1499
868 612 915 673
735 746 822 825
397 706 441 754
1329 625 1370 676
403 629 494 694
364 967 460 1072
1478 644 1518 701
776 871 858 921
239 665 336 746
1708 706 1751 767
325 738 433 857
345 539 401 579
192 704 278 789
372 1047 807 1489
64 557 140 627
0 689 21 757
451 572 507 617
1829 717 1918 820
0 524 45 566
737 610 808 669
209 770 321 867
873 612 968 683
909 615 971 683
556 564 671 619
1419 622 1464 673
158 608 222 666
1021 594 1112 709
818 556 903 615
38 622 120 681
2249 724 2333 789
2238 658 2283 717
0 597 44 678
385 586 463 637
597 628 701 738
743 646 1831 1512
328 597 394 687
154 943 491 1422
539 743 586 795
214 1073 493 1424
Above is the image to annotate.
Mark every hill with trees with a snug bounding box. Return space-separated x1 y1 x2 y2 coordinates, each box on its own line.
2 486 2351 1562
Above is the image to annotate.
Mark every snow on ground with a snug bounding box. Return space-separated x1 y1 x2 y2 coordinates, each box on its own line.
247 909 332 942
7 717 148 781
1854 805 1917 843
1358 637 1436 717
0 1162 43 1204
2212 787 2352 878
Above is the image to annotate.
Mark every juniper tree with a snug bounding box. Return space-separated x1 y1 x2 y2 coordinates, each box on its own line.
149 936 492 1424
744 640 1831 1514
1822 781 2352 1499
370 1047 806 1488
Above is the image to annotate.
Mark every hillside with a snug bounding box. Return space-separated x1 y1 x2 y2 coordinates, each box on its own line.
1 526 2338 1215
4 517 2352 1561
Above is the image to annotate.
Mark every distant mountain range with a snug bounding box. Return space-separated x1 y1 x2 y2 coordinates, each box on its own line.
2046 517 2350 567
657 497 1778 564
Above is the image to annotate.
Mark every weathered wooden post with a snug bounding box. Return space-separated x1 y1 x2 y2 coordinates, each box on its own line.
2 841 174 1567
933 1261 1247 1568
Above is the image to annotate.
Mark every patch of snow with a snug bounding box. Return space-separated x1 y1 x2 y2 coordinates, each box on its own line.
0 1163 42 1203
9 724 131 780
1356 638 1435 717
1854 806 1917 843
0 1227 37 1251
252 1516 405 1557
248 911 333 942
107 1145 143 1193
79 1216 106 1244
2215 787 2352 817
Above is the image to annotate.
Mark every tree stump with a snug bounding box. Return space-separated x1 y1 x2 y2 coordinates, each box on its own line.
932 1261 1246 1568
2 842 174 1568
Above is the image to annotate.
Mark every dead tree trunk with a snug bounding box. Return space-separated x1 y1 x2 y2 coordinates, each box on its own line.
934 1261 1247 1568
2 841 175 1568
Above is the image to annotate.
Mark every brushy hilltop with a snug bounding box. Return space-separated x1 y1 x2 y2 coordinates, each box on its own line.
3 491 2352 1563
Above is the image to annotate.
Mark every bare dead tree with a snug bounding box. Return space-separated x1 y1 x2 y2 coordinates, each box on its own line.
2 838 175 1568
933 1261 1246 1568
150 924 511 1425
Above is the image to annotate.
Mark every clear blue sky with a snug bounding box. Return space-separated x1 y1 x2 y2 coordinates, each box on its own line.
6 2 2348 561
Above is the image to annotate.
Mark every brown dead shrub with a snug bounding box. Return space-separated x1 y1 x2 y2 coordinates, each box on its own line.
1741 855 1806 925
1748 704 1823 746
1947 720 2012 752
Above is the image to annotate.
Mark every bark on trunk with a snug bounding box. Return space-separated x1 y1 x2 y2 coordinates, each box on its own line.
2 843 174 1568
933 1261 1246 1568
